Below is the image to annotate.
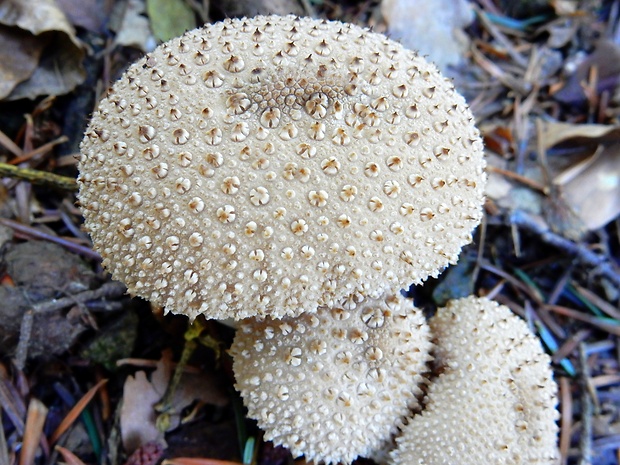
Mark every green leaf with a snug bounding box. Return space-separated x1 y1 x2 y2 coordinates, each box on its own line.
146 0 196 43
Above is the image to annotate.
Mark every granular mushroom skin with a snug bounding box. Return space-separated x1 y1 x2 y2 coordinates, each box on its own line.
390 296 559 465
78 15 486 320
230 293 433 464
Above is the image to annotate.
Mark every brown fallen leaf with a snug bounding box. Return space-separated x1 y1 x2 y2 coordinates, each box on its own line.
539 120 620 231
0 0 85 100
0 25 43 98
555 143 620 231
120 350 229 454
539 120 620 149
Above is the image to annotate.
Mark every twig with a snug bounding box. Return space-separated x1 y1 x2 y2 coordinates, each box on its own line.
15 310 34 371
473 5 529 68
9 136 69 165
545 305 620 337
578 344 593 465
31 282 127 315
0 217 99 260
486 165 549 193
0 128 23 157
470 45 531 95
510 210 620 288
0 162 77 191
13 282 125 368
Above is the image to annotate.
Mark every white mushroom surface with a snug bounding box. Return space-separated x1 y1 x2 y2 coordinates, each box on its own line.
78 15 486 320
390 296 559 465
230 293 433 464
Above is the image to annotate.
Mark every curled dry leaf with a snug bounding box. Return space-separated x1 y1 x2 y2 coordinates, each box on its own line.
0 0 85 100
484 119 620 234
539 120 620 231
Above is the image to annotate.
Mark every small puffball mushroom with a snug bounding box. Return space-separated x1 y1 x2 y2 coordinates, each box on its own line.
78 14 486 320
230 293 433 465
390 296 559 465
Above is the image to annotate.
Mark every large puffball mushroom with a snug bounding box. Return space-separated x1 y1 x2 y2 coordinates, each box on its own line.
77 14 486 321
390 296 560 465
230 292 433 464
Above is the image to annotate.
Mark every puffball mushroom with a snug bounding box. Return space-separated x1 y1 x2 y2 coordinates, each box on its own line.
77 14 486 321
390 296 559 465
230 292 433 465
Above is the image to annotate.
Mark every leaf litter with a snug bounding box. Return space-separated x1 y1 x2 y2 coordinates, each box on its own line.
0 1 619 465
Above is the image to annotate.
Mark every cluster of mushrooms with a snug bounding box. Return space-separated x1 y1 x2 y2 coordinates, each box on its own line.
77 15 560 465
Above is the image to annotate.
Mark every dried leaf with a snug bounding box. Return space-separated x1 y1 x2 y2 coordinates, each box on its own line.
0 26 43 99
121 370 165 453
540 120 620 230
0 0 78 40
121 351 228 453
0 0 85 100
556 143 620 230
111 0 156 51
9 32 86 100
146 0 196 43
539 120 620 149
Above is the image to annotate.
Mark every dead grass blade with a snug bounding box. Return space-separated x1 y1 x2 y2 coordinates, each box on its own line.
54 445 88 465
559 376 571 465
49 379 108 444
19 398 48 465
545 305 620 336
0 377 26 436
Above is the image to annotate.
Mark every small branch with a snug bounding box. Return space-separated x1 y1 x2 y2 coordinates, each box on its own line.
31 281 127 315
0 217 99 260
578 344 593 465
14 282 127 369
0 161 77 191
511 210 620 288
15 310 34 371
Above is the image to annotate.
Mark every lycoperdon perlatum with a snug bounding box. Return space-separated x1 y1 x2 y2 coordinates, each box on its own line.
231 292 433 464
78 15 486 321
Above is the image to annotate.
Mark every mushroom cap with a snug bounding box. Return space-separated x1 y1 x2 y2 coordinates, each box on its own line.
230 293 433 464
78 15 486 320
390 296 559 465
